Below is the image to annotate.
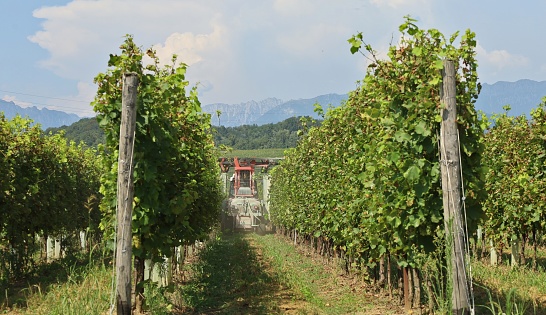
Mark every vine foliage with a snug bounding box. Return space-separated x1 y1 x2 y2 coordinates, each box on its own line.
0 115 100 280
270 17 484 271
92 35 222 305
481 101 546 267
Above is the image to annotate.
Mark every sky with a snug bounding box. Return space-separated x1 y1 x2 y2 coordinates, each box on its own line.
1 0 545 117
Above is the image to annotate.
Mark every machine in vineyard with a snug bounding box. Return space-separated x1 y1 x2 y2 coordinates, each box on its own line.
219 157 279 233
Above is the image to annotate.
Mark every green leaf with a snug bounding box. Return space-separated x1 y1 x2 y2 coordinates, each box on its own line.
348 35 362 55
403 165 420 181
394 130 411 143
429 77 440 86
414 121 429 136
387 152 400 163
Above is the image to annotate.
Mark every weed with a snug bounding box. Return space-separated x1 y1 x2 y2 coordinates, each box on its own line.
477 285 535 315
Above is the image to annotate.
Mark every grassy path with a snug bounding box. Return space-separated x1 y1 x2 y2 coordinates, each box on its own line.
178 232 313 314
3 232 545 314
179 232 404 315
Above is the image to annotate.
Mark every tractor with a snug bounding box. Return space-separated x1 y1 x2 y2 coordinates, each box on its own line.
218 157 278 233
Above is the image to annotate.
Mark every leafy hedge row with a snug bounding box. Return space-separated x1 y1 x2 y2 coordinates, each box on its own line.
482 102 546 265
0 115 100 278
269 18 484 269
92 36 223 266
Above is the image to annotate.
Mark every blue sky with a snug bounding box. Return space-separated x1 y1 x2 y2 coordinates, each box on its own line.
1 0 545 117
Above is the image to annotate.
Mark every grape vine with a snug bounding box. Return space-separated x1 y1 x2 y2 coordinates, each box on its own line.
0 114 100 279
269 17 484 271
481 101 546 267
92 35 222 307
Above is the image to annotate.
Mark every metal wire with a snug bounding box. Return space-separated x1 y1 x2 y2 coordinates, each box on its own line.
456 128 476 314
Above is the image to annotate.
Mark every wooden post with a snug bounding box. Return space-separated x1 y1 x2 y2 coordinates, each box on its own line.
262 174 271 213
115 72 139 315
46 235 54 262
403 266 410 311
511 236 519 268
54 237 61 259
440 60 470 315
490 240 498 266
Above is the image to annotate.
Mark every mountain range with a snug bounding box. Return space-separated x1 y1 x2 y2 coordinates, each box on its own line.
203 80 546 127
204 93 348 127
1 79 545 129
474 79 546 117
0 99 80 129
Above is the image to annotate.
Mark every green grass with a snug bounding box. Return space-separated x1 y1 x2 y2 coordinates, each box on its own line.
250 233 403 315
3 260 113 315
472 259 546 314
5 233 545 315
178 232 311 314
218 148 287 159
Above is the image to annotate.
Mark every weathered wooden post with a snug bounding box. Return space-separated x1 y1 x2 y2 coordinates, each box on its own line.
80 230 87 251
511 236 519 268
440 59 470 315
54 237 61 259
115 72 139 315
490 240 497 266
46 235 54 262
262 174 271 213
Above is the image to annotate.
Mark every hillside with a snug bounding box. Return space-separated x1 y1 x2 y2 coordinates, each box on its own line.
45 117 105 147
45 115 315 150
213 116 320 150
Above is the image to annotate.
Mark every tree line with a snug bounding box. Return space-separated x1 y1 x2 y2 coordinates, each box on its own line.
48 113 318 150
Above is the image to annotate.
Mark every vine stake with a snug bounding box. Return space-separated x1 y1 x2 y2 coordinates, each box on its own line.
115 72 139 315
440 60 471 315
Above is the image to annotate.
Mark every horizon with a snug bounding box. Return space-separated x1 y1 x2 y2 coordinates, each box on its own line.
1 78 544 119
2 1 546 117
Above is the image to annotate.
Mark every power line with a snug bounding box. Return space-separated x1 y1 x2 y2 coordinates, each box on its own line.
0 99 96 115
0 89 92 103
0 90 96 115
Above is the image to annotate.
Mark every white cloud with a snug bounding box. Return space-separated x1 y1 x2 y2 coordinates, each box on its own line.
30 0 539 114
476 42 528 70
150 24 227 67
28 1 221 80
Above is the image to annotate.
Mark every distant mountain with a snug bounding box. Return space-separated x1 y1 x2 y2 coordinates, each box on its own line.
475 79 546 117
2 79 545 130
46 117 104 148
0 99 80 129
203 94 347 127
203 80 546 128
203 98 284 127
254 94 347 125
